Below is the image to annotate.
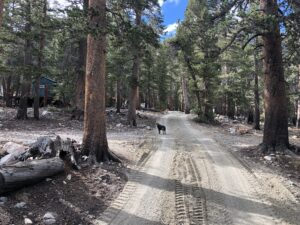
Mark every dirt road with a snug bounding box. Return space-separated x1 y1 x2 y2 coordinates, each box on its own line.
96 112 300 225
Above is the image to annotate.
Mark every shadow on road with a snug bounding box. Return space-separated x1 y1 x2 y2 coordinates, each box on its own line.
126 167 298 224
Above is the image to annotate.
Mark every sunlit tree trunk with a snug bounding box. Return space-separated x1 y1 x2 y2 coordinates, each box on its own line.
260 0 289 152
82 0 118 163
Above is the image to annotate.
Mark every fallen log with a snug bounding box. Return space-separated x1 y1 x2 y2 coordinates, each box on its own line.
0 157 64 194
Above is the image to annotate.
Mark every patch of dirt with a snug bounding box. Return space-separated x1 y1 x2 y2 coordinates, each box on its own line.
0 106 160 225
1 164 126 225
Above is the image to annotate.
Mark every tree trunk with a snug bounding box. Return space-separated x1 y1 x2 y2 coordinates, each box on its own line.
73 39 86 114
127 9 142 126
82 0 119 163
116 78 121 113
184 55 201 113
17 0 32 120
253 40 260 130
2 75 13 107
203 76 214 121
227 93 235 119
74 0 88 117
0 158 64 194
182 75 190 114
34 0 46 119
260 0 289 152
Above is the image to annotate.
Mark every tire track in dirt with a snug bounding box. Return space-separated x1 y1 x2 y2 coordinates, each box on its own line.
173 146 207 225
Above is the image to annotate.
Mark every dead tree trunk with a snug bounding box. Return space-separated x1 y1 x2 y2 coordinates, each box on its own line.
0 158 64 194
260 0 289 152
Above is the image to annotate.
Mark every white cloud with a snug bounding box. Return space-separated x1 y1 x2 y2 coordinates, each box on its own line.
159 0 181 7
158 0 164 6
164 22 178 36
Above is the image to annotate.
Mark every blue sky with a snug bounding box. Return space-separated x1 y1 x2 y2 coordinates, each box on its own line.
49 0 188 37
160 0 188 38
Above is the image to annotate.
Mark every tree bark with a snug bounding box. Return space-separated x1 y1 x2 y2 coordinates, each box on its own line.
82 0 119 163
127 9 142 127
17 0 32 120
0 158 64 194
260 0 289 152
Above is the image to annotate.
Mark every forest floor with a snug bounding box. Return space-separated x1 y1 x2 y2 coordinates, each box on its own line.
0 107 300 224
0 106 159 225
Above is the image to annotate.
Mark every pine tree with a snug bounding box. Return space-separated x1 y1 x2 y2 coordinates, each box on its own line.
260 0 289 152
82 0 119 163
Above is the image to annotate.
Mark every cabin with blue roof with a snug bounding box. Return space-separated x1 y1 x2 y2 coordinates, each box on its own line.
32 77 57 98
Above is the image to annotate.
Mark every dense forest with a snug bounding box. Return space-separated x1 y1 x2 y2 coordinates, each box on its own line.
0 0 300 161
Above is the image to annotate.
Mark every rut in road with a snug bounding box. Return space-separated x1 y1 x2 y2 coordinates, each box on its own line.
173 150 207 225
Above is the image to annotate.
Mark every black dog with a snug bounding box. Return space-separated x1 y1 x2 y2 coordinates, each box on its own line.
156 123 166 134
